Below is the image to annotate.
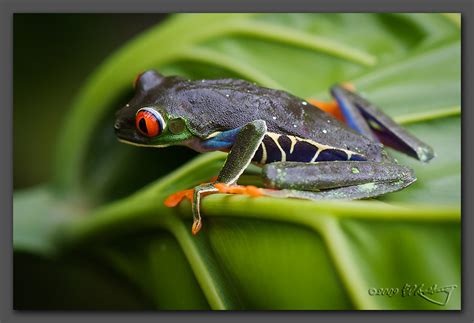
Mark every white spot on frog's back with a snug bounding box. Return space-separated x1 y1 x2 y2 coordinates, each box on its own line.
272 116 277 120
322 129 327 134
302 101 308 106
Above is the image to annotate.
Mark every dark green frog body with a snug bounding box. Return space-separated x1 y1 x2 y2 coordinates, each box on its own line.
114 70 434 235
115 72 386 163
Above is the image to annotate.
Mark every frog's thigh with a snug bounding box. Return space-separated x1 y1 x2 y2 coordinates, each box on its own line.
261 161 416 199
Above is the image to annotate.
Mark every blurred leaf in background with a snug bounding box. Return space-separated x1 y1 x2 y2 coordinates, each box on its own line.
14 13 461 310
13 14 167 189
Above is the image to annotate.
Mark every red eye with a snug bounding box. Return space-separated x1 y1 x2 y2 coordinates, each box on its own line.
135 109 163 137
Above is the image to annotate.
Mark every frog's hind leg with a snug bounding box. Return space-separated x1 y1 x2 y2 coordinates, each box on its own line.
330 85 435 163
261 161 416 200
306 82 356 122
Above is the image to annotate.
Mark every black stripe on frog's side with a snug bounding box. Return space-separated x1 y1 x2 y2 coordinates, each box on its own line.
349 154 367 161
316 149 348 161
261 134 282 163
251 132 367 164
253 144 263 163
292 141 320 162
277 135 293 154
277 134 320 162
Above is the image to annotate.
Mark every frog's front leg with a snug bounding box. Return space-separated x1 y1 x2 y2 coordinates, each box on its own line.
191 120 267 235
261 161 416 200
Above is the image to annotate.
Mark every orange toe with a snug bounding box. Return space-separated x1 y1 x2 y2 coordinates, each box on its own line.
214 183 264 197
306 82 356 122
164 175 221 208
164 178 266 208
191 220 202 235
164 188 194 207
341 82 356 92
307 99 344 121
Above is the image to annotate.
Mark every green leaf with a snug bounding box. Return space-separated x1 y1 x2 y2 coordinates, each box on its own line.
14 13 460 310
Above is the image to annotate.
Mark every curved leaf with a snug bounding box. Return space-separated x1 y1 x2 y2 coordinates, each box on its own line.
14 13 461 310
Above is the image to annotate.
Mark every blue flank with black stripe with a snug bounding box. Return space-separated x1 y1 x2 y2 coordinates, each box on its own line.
199 127 367 165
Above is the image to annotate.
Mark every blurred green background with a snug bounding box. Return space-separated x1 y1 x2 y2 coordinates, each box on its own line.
14 14 167 189
14 14 168 309
14 13 461 310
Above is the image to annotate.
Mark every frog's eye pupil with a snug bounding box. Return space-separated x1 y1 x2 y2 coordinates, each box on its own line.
135 108 164 137
138 118 148 134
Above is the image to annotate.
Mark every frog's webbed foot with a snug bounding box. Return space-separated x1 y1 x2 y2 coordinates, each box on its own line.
191 183 219 235
213 183 266 197
164 181 268 235
164 176 218 207
163 183 217 235
164 177 219 235
164 188 195 207
192 182 270 234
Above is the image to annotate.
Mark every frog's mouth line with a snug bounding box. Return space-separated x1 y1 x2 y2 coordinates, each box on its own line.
117 138 170 148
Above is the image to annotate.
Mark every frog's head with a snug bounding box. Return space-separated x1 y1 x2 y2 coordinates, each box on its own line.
114 70 194 147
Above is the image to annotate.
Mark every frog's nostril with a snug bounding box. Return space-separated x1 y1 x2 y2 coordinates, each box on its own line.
114 121 121 130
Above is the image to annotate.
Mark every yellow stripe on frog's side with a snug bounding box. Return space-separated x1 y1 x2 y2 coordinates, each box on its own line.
259 132 362 163
310 148 321 163
266 132 287 162
260 140 268 164
288 135 298 154
201 129 364 164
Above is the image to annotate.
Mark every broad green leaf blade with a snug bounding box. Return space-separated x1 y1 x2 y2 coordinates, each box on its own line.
96 233 211 310
206 218 353 309
380 116 461 205
14 13 461 310
339 219 460 309
14 186 76 255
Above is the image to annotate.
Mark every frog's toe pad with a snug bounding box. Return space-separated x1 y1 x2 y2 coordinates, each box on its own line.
191 219 202 236
164 189 194 207
214 183 265 197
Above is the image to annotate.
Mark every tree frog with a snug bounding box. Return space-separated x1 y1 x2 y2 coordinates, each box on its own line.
114 70 434 235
